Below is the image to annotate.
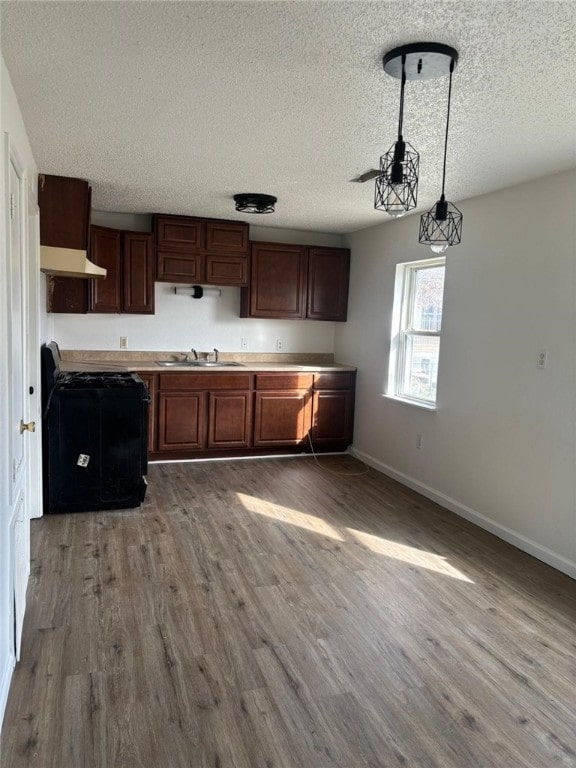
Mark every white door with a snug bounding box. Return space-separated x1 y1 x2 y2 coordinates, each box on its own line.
6 137 32 661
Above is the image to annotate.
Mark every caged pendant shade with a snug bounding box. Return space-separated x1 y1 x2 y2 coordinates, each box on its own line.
419 55 463 252
375 53 419 217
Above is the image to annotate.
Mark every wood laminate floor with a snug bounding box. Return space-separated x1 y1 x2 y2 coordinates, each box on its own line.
1 456 575 768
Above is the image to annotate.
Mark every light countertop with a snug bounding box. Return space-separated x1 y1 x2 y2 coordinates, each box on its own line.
59 351 356 374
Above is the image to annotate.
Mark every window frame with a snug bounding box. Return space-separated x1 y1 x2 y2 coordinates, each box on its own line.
387 256 446 409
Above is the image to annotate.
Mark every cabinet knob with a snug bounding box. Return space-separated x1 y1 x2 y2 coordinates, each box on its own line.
20 420 36 434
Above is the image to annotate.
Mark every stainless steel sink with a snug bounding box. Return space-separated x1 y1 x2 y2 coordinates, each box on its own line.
156 360 244 367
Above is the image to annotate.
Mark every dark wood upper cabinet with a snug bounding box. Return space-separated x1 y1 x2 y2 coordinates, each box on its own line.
89 226 154 314
155 216 203 251
39 174 91 250
241 242 350 322
306 247 350 321
156 250 204 283
240 242 306 319
153 214 248 286
39 174 91 313
123 232 154 314
89 227 122 312
205 220 249 254
205 253 247 286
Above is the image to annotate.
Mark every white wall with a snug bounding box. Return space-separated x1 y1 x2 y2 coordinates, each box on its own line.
50 212 344 354
336 169 576 577
0 54 39 725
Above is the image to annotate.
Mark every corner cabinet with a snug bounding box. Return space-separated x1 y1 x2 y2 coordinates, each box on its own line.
89 226 154 314
311 372 356 449
154 214 249 286
240 242 350 322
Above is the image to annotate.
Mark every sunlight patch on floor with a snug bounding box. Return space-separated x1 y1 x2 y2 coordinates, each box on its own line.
348 528 474 582
236 492 344 541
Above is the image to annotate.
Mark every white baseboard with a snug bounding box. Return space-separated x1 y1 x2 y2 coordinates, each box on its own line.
0 650 15 731
350 447 576 580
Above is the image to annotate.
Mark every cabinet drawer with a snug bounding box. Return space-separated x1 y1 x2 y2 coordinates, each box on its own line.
159 373 252 390
156 250 204 283
155 216 203 250
255 373 313 390
313 372 355 390
205 220 248 254
205 253 247 286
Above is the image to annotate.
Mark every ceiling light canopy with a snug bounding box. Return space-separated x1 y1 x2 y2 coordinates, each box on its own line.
233 193 277 214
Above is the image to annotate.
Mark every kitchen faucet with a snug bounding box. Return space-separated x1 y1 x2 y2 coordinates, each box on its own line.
213 348 219 363
191 348 199 360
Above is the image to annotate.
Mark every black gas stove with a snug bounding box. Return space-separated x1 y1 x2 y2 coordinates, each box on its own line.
41 342 149 514
56 371 144 389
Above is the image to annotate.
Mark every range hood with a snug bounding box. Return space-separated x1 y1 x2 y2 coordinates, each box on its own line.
40 246 107 279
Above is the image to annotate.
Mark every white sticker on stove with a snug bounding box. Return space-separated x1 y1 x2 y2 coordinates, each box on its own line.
77 454 90 467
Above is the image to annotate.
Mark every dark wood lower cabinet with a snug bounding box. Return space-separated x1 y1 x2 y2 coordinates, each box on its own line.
146 369 355 460
253 390 312 447
208 391 252 448
311 389 354 447
158 392 207 451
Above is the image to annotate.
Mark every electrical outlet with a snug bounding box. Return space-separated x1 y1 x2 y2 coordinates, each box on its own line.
537 350 547 369
241 337 248 351
276 339 283 352
120 336 128 350
416 434 423 450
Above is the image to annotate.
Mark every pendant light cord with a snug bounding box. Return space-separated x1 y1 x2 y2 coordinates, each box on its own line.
397 55 406 138
441 57 455 198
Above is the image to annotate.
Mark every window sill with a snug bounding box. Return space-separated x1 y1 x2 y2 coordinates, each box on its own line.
383 394 437 412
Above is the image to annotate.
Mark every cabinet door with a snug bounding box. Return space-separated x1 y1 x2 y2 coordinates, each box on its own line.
241 243 306 319
208 391 252 448
205 253 248 286
158 392 207 451
155 215 204 250
47 277 88 313
39 174 91 250
156 250 204 283
89 226 122 313
311 390 354 447
306 247 350 321
253 390 312 446
205 220 248 254
123 233 154 314
137 373 157 452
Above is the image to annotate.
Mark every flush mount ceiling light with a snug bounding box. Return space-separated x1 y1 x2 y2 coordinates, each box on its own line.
419 53 463 253
375 43 458 220
233 193 277 214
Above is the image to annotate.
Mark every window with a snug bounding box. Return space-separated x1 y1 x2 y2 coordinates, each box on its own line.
388 257 446 408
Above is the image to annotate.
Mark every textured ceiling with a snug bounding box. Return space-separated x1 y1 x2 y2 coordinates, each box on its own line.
1 1 575 234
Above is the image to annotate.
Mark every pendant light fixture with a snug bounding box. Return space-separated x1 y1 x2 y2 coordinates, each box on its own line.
233 193 277 214
419 54 463 253
374 54 419 217
375 43 458 219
